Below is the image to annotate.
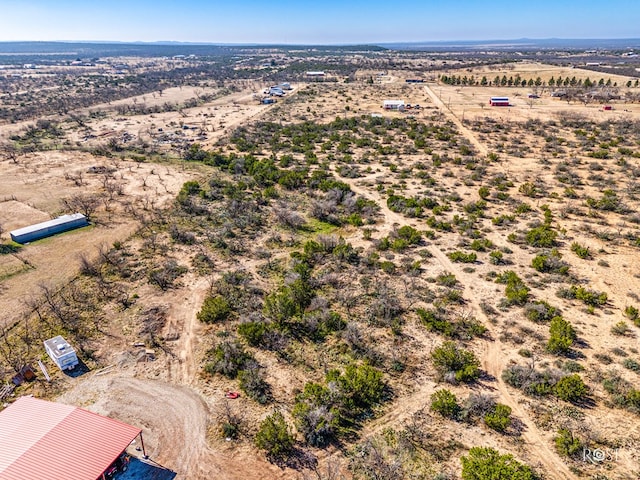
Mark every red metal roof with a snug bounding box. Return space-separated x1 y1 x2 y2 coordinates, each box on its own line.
0 396 141 480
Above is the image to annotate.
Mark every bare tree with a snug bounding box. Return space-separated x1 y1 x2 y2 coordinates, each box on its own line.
301 459 346 480
214 399 245 439
61 193 101 221
0 142 19 164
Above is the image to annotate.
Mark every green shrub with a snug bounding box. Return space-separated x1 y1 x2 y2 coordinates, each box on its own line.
448 251 477 263
379 261 396 274
237 321 269 346
417 309 486 340
514 202 532 215
461 447 537 480
547 316 577 355
292 383 338 447
492 214 515 226
204 340 253 379
557 285 608 307
431 341 481 383
436 272 458 287
484 404 512 432
554 428 583 457
611 321 630 336
525 225 557 247
570 242 591 259
430 389 460 418
586 189 622 212
396 225 422 244
531 249 569 275
263 278 314 323
489 250 505 265
197 295 232 324
336 363 385 414
470 238 494 252
624 305 639 322
554 374 587 402
623 358 640 372
524 300 559 323
255 411 295 458
177 180 202 204
519 182 538 197
239 365 271 404
496 271 530 306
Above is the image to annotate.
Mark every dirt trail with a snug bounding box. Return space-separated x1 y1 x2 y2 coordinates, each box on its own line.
164 275 211 386
423 84 488 157
430 236 578 478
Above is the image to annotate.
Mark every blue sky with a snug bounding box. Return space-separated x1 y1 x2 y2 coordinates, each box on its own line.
0 0 638 44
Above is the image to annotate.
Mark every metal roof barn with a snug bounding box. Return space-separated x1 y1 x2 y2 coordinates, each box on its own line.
0 396 144 480
9 213 88 244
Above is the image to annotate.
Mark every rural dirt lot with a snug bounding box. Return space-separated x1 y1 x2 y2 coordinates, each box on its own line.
0 151 192 329
3 59 640 479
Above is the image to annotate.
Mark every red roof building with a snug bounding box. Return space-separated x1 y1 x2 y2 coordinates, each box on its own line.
0 396 144 480
489 97 510 106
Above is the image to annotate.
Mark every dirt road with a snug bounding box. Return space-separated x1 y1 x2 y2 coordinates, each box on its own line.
423 84 489 157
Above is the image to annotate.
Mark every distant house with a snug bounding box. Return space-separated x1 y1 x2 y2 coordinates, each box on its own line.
489 97 509 106
383 99 405 110
44 336 78 371
269 86 285 96
306 70 326 82
10 213 89 244
405 79 425 84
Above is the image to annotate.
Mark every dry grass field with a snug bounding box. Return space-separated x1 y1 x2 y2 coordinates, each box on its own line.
2 58 640 479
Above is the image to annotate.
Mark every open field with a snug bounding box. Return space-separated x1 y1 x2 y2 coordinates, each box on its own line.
2 53 640 479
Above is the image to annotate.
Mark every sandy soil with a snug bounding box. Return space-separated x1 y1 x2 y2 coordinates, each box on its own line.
57 271 296 480
5 61 640 479
0 151 192 328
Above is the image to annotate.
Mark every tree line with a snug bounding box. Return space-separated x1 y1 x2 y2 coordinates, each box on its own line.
440 74 639 89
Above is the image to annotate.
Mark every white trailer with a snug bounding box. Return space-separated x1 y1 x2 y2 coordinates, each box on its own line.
383 99 405 110
44 336 79 371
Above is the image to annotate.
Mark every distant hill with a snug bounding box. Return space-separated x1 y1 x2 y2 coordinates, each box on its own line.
380 38 640 51
0 39 638 61
0 41 386 59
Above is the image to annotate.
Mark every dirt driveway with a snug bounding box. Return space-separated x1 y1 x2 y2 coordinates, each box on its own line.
57 373 291 480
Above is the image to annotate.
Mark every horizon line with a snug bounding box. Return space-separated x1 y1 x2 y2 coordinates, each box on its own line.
0 37 639 47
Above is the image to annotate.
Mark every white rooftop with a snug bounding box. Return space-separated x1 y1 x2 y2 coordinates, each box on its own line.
10 213 87 237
